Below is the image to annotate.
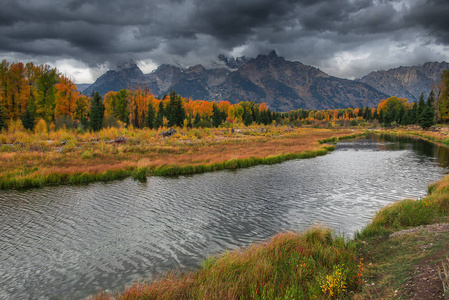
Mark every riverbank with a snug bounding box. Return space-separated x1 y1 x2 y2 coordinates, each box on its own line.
94 226 364 299
0 126 361 189
352 126 449 299
90 128 449 300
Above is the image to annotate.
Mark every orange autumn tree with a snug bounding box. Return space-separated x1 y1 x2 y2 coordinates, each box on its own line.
128 88 152 128
0 62 30 120
218 101 232 115
55 75 79 119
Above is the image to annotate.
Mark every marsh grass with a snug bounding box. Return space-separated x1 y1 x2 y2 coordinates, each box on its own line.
93 227 364 300
0 126 357 189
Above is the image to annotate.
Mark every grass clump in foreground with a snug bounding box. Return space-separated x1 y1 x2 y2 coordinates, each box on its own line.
94 227 364 300
356 170 449 240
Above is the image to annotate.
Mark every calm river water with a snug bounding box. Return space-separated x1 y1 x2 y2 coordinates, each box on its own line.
1 133 449 299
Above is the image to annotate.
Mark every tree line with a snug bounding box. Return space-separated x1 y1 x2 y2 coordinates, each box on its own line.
0 60 274 131
0 60 90 131
102 89 274 130
1 59 448 132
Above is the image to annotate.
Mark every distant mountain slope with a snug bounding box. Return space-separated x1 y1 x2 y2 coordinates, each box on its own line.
85 52 389 110
83 61 150 96
214 51 387 111
359 62 449 101
75 83 91 93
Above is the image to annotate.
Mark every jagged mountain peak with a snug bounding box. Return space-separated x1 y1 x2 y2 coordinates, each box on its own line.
114 59 140 71
85 53 449 111
83 60 148 96
268 50 278 58
359 61 449 101
217 54 250 70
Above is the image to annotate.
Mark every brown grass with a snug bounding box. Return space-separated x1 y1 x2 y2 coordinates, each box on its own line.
91 227 363 300
0 126 361 188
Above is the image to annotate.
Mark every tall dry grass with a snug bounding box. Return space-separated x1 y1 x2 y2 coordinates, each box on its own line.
0 126 361 189
92 227 363 300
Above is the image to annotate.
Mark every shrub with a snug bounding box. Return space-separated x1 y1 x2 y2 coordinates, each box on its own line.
35 118 48 134
55 115 77 130
350 119 358 126
195 120 212 128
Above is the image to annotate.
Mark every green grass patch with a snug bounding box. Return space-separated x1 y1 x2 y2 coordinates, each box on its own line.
94 227 364 300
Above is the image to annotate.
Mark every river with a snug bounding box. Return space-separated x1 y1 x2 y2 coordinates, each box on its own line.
1 133 448 299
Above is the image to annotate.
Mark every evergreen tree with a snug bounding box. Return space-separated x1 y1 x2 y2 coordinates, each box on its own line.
358 107 364 117
417 92 426 123
378 109 384 124
89 91 104 131
166 91 176 127
410 102 418 124
420 104 435 129
193 112 201 127
174 95 185 127
267 110 273 124
154 101 164 129
212 103 222 127
244 110 253 126
384 108 395 126
427 90 436 108
401 109 411 126
396 105 405 125
146 102 155 129
0 103 6 131
21 107 35 131
260 110 269 125
166 91 185 127
363 107 371 121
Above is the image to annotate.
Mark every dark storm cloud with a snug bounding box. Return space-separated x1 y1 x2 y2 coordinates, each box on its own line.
0 0 448 78
406 0 449 44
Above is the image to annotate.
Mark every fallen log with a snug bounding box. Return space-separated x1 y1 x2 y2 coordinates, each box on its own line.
105 136 127 144
158 128 177 137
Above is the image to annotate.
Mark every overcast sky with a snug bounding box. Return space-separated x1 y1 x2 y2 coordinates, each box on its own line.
1 0 448 83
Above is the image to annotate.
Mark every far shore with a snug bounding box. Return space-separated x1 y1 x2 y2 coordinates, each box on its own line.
0 126 362 189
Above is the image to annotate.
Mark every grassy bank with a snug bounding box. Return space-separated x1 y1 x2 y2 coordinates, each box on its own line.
0 126 360 189
91 128 449 300
369 126 449 148
353 166 449 299
94 227 364 300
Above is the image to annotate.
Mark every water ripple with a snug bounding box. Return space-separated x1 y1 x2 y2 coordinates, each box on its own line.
1 134 448 299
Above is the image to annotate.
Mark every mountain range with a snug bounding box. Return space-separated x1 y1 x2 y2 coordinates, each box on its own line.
358 61 449 102
81 51 448 111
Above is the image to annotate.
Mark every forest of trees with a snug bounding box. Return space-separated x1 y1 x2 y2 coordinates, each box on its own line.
0 60 449 132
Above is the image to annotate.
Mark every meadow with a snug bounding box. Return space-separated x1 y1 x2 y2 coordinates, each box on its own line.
0 121 360 189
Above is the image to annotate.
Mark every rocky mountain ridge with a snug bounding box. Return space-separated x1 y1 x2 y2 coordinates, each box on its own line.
358 61 449 101
82 52 447 110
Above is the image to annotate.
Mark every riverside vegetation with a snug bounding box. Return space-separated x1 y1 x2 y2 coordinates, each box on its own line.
89 128 449 299
0 122 361 189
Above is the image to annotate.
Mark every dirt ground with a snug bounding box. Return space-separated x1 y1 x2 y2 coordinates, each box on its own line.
391 223 449 300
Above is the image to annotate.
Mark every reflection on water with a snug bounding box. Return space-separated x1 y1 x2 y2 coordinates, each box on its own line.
0 134 448 300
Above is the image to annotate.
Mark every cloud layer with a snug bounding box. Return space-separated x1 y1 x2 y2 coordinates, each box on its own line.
1 0 448 82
